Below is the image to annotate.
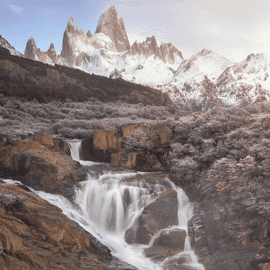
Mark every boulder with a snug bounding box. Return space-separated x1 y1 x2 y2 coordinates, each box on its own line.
153 228 187 249
144 229 187 263
0 184 138 270
52 137 71 155
144 245 184 263
34 129 54 147
80 130 122 162
111 152 163 171
125 190 178 244
120 123 174 145
0 140 86 200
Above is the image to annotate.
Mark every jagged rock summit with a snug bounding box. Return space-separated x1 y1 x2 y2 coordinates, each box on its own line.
24 37 38 60
0 35 23 57
25 37 61 65
128 35 183 64
23 5 184 80
95 5 130 52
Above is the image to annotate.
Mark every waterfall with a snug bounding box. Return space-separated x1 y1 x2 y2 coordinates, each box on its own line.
2 141 204 270
68 140 81 161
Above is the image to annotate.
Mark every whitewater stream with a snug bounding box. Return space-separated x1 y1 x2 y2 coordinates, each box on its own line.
4 140 205 270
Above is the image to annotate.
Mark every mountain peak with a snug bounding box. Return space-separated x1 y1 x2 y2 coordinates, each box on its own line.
95 5 130 52
129 36 183 64
24 37 38 60
66 17 75 32
49 43 54 50
87 30 92 37
108 5 117 13
199 49 213 57
0 35 24 57
246 53 267 62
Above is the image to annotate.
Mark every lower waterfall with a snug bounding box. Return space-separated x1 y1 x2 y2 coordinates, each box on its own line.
3 141 205 270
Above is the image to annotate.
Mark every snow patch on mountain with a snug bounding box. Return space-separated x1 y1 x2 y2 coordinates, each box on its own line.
0 35 24 57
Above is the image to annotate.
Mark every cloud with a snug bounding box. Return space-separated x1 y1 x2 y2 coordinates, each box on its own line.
8 4 23 14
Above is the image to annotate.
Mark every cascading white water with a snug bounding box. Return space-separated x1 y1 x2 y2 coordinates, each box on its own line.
68 140 81 161
3 141 204 270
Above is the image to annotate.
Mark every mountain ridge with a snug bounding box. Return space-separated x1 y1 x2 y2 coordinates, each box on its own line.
2 5 270 110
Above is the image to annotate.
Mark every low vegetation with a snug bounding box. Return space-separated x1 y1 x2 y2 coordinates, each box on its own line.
170 101 270 215
0 95 185 138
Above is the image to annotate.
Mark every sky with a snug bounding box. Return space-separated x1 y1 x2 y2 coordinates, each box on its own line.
1 0 270 62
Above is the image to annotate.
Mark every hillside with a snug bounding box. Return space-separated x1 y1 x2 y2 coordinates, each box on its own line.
0 46 172 106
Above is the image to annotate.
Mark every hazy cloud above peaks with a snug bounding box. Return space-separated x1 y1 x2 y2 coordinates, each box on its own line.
8 4 23 14
1 0 270 62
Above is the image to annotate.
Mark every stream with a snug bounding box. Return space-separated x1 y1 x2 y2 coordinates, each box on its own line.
4 140 205 270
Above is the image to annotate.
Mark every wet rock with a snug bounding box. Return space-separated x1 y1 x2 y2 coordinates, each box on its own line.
125 189 178 244
52 137 71 155
153 228 187 249
111 152 164 171
144 245 184 262
80 130 122 162
0 140 86 200
144 229 187 263
0 183 137 270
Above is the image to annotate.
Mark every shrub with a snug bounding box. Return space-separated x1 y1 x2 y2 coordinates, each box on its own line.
122 127 160 154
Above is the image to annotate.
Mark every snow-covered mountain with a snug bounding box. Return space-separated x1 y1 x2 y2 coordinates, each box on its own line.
0 35 24 57
21 5 270 108
216 53 270 106
23 5 183 80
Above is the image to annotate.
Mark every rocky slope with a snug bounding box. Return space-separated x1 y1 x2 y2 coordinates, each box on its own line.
0 183 138 270
0 129 139 270
0 45 172 105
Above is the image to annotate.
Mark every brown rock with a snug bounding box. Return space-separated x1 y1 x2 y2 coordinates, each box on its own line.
52 137 71 155
0 140 86 199
111 152 163 171
80 130 122 162
34 130 54 147
120 123 174 144
0 184 121 270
